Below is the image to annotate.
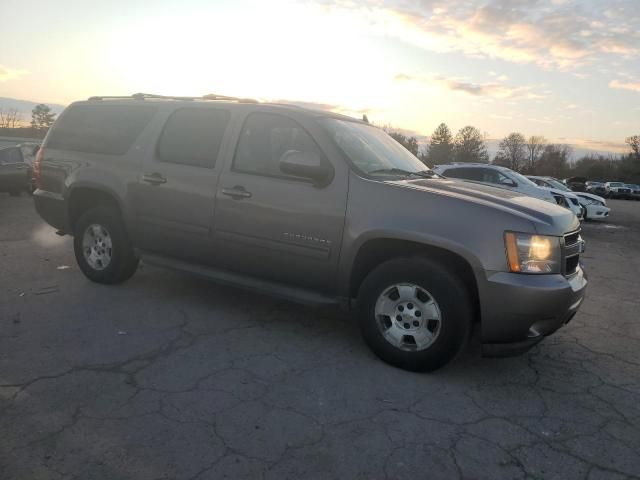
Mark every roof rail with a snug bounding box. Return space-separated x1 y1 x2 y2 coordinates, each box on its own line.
88 92 258 103
202 93 258 103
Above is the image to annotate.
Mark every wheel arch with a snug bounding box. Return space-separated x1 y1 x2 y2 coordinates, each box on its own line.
67 184 124 232
348 237 481 322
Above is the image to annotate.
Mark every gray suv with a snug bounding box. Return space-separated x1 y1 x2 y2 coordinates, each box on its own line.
33 93 587 371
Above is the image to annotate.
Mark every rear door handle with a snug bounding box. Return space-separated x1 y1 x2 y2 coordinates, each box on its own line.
221 186 252 199
142 172 167 186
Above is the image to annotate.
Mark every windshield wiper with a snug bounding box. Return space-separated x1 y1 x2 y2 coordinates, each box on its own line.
368 168 437 178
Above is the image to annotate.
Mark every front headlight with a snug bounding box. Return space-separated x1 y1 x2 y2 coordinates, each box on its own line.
504 232 561 274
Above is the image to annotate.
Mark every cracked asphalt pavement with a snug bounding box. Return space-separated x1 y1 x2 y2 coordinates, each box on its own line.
1 195 639 480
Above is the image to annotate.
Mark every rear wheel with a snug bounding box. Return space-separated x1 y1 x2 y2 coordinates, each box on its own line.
73 206 139 284
358 257 473 372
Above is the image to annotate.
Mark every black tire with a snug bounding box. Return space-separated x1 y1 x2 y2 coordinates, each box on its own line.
357 257 473 372
73 206 139 284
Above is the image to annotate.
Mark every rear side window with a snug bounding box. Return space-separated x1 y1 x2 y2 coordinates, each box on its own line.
157 108 230 168
47 104 156 155
442 167 482 181
478 168 511 185
233 112 323 178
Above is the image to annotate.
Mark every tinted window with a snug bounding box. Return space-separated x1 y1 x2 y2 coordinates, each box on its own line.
442 167 483 181
47 104 156 155
157 108 230 168
234 112 323 178
478 168 512 185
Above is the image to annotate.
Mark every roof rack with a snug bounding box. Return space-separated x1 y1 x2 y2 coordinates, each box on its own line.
87 92 258 103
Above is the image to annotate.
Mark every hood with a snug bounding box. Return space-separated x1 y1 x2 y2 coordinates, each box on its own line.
386 178 579 234
548 188 578 200
576 192 606 204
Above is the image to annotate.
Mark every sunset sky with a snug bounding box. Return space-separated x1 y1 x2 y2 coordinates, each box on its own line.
1 0 639 153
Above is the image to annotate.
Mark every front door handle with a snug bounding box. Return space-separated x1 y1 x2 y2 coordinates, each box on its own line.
221 186 252 199
142 172 167 186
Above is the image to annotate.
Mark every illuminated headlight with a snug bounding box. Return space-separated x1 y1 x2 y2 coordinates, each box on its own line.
504 232 561 274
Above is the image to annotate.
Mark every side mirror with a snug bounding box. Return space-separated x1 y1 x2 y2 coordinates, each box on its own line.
500 178 517 187
279 150 332 186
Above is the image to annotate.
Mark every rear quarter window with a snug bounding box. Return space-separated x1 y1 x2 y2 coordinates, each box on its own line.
46 104 156 155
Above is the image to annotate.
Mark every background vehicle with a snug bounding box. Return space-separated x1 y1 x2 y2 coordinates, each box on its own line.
586 181 607 196
433 164 583 220
528 176 610 221
564 176 587 192
17 143 41 194
625 184 640 200
605 182 631 199
33 94 587 372
0 146 30 196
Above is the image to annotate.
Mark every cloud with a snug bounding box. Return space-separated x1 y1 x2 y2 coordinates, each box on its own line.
319 0 640 70
609 79 640 92
570 138 629 154
490 114 513 120
395 73 544 100
0 65 28 82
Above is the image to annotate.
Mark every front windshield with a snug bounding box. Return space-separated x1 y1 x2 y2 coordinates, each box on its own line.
510 171 539 188
545 178 571 191
321 118 431 177
609 182 623 186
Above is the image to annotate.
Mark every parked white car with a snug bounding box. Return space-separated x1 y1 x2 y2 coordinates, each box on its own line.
432 164 583 220
528 176 610 221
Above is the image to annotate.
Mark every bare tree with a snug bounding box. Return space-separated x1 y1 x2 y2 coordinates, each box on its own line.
8 109 20 128
0 109 23 129
537 144 572 178
526 135 546 172
626 135 640 160
495 132 527 171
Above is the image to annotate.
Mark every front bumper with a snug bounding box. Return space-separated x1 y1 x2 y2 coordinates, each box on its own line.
480 266 587 357
585 204 610 219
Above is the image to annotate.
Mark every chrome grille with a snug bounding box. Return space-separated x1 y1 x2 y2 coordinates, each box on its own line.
563 230 582 276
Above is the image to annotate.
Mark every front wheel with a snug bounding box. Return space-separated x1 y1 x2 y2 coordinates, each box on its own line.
358 257 473 372
73 206 139 284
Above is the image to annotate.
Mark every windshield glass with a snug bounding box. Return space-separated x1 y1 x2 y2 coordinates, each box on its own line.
321 119 431 177
510 171 539 188
609 182 623 186
545 178 571 191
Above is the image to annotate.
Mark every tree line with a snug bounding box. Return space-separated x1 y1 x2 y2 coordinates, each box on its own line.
0 104 57 138
388 122 640 183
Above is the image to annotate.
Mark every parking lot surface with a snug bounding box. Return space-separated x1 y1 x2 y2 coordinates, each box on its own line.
1 195 639 480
